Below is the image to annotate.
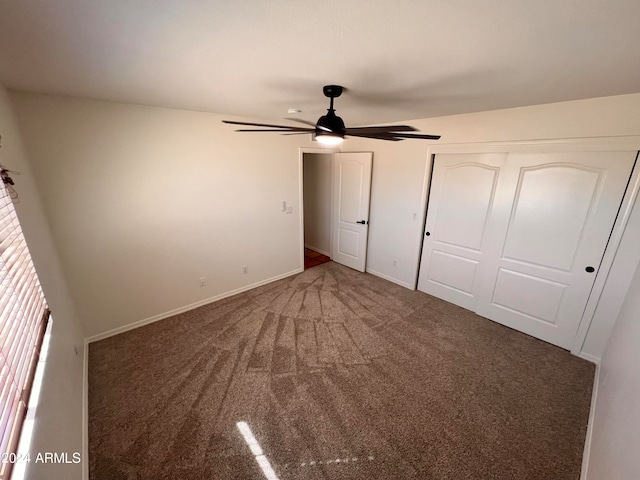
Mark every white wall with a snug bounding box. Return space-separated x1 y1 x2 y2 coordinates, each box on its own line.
10 92 317 338
586 256 640 480
303 153 332 256
0 86 84 479
342 93 640 353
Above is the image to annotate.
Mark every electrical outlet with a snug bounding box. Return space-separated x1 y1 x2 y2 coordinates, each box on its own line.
412 213 417 220
242 266 249 274
200 277 206 287
392 259 397 267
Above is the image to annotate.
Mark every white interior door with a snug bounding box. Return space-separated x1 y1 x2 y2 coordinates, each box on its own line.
418 154 507 309
332 152 373 272
475 151 636 349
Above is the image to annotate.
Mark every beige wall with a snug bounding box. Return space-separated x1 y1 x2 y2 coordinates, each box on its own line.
0 86 84 479
303 153 332 256
10 92 319 338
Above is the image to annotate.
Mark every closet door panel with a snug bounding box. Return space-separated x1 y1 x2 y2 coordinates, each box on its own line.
476 151 636 349
417 153 507 310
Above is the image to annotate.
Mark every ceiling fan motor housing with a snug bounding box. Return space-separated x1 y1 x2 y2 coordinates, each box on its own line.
316 109 346 135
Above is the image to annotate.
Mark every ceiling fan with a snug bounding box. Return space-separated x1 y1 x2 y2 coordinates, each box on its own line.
222 85 441 145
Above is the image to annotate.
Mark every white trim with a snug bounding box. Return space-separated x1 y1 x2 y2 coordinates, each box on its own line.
304 244 331 257
366 268 413 289
426 135 640 154
581 363 600 480
82 340 89 480
578 351 601 365
329 154 336 260
85 268 302 343
298 152 305 271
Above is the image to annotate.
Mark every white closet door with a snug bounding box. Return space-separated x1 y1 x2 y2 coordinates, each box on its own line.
475 152 636 349
417 154 507 310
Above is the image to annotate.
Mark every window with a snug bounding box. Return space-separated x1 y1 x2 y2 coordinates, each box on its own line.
0 174 50 479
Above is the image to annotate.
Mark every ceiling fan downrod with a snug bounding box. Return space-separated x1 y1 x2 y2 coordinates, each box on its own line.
316 85 346 143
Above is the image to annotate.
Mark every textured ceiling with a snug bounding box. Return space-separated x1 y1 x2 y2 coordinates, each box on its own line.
0 0 639 126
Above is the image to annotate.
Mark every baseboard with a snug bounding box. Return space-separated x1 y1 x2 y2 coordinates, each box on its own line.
85 268 303 344
578 351 601 365
304 244 331 257
365 268 413 289
82 340 89 480
580 363 600 480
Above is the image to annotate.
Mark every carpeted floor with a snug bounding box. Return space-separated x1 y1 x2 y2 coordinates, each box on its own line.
88 262 595 480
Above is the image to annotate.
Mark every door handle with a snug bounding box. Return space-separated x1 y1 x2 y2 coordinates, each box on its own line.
585 266 595 273
356 220 368 225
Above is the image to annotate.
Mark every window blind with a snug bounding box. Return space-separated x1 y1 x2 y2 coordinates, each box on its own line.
0 179 49 479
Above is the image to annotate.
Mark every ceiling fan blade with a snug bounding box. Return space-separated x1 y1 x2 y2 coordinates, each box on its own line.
284 117 338 132
234 128 314 132
345 125 417 133
345 132 404 141
346 131 441 141
391 133 442 140
222 120 312 131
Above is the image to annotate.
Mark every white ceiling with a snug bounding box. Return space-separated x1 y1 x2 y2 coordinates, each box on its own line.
1 0 639 126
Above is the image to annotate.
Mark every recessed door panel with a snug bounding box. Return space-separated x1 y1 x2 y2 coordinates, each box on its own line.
428 250 478 295
337 229 360 258
503 165 602 271
491 268 567 325
338 161 364 223
436 164 499 251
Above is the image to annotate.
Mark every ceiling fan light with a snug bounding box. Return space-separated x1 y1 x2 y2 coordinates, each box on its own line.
315 133 344 145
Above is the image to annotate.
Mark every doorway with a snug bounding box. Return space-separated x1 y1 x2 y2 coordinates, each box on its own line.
302 152 333 270
300 150 374 272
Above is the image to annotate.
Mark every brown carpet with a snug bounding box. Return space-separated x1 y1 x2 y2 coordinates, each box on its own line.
88 262 595 480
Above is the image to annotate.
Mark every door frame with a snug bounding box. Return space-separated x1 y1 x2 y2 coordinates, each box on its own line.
298 147 340 270
415 135 640 360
